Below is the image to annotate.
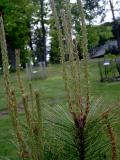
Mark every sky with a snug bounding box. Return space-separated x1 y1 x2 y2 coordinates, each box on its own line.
45 0 120 51
45 0 120 24
70 0 120 24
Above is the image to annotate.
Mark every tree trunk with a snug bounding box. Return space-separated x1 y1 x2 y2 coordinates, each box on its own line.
28 22 34 52
109 0 120 51
6 36 16 71
39 0 46 64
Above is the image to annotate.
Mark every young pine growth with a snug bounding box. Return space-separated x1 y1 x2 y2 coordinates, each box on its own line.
0 13 29 159
50 0 119 159
0 13 43 160
1 1 120 160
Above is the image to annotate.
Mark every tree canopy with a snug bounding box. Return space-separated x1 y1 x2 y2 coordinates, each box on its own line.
0 0 119 66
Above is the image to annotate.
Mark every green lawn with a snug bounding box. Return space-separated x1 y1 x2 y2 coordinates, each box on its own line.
0 60 120 159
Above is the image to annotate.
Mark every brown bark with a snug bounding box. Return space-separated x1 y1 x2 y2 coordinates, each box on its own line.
109 0 120 50
39 0 46 63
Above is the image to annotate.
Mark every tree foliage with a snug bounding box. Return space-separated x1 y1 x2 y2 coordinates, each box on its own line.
49 0 65 63
84 0 106 23
0 0 118 65
87 24 113 49
0 0 36 67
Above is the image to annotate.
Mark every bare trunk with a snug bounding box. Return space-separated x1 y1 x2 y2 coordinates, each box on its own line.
7 39 16 71
28 23 34 52
39 0 46 64
109 0 120 50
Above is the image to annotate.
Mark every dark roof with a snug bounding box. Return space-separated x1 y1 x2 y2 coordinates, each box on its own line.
90 40 117 58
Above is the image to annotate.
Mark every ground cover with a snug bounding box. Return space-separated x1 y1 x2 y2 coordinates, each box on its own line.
0 60 120 159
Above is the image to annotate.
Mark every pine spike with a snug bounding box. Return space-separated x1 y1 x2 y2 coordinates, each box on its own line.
35 90 44 160
10 90 29 159
29 82 34 113
0 13 29 160
102 114 118 160
77 0 90 119
0 14 11 102
22 94 36 160
50 0 72 108
15 49 25 95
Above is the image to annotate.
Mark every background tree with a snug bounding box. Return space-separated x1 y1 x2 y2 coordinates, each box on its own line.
83 0 106 23
33 28 44 61
39 0 47 63
31 0 48 64
84 0 120 50
108 0 120 50
49 0 65 63
87 26 100 49
97 24 113 45
0 0 36 69
50 24 60 63
72 0 114 51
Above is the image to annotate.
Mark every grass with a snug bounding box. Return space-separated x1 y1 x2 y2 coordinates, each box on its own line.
0 59 120 159
89 60 120 105
0 64 65 111
0 116 19 159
